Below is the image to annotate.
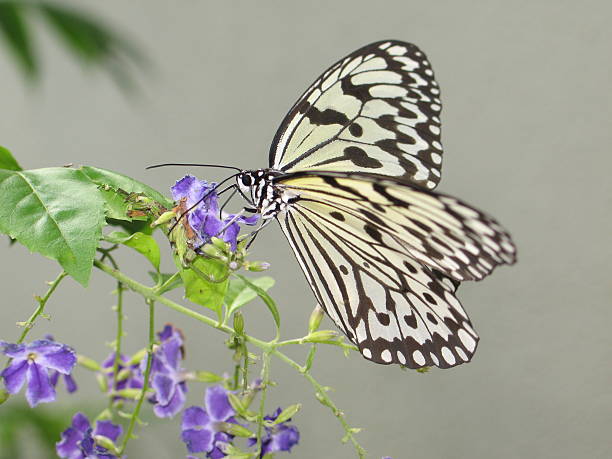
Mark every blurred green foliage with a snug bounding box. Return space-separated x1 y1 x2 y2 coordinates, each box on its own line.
0 403 76 459
0 0 144 87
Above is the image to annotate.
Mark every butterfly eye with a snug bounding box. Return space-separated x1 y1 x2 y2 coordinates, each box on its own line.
241 175 252 186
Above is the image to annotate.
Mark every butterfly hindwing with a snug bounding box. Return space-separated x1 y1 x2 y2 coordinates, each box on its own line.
269 40 444 190
278 202 479 368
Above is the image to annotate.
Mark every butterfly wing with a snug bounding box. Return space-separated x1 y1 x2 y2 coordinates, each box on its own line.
275 172 516 368
269 40 444 190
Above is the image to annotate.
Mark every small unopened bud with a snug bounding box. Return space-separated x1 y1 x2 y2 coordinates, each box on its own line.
0 389 9 405
96 373 109 393
308 304 324 333
128 348 148 366
114 388 143 399
93 435 120 455
273 404 302 424
233 312 245 335
78 355 102 371
217 421 254 438
302 330 339 343
190 371 224 383
228 392 247 415
152 210 176 227
202 243 224 258
244 261 271 272
116 368 132 383
211 237 230 252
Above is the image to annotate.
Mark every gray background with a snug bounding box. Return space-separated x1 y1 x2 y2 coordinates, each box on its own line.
1 1 611 458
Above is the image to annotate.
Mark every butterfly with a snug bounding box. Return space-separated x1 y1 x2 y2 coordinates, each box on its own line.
159 40 517 369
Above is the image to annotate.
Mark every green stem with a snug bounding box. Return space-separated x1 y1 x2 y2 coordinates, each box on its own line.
120 298 155 455
255 351 271 455
16 271 68 344
93 260 365 457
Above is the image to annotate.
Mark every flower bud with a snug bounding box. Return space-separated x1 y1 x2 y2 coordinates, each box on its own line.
227 392 247 415
308 304 324 333
96 373 109 393
273 403 302 424
244 261 271 272
211 237 230 252
93 435 120 455
202 243 224 258
77 355 102 372
152 210 176 227
302 330 339 343
127 348 148 366
190 370 224 383
217 421 254 438
116 368 132 383
233 312 245 335
114 388 144 399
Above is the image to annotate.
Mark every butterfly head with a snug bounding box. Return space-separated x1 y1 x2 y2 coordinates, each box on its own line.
236 169 296 218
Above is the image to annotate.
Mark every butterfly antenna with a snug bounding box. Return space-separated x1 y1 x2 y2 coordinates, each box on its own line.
146 163 242 172
169 174 238 234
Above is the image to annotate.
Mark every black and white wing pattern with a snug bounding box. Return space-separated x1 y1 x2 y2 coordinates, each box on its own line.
269 40 444 190
275 173 517 368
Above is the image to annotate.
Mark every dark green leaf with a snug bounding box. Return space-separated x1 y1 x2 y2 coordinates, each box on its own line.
225 276 275 317
0 167 106 285
80 166 173 208
236 274 280 334
0 2 38 79
0 145 23 171
178 256 229 313
105 230 160 270
107 217 153 235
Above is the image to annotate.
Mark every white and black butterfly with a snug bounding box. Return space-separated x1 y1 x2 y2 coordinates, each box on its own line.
159 40 517 369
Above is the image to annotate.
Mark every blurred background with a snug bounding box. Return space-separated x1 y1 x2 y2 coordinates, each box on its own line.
1 1 611 458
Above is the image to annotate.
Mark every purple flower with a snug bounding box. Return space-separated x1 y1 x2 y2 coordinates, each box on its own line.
147 324 188 418
102 353 144 399
56 412 123 459
248 408 300 456
44 335 78 394
181 385 238 458
171 175 258 251
0 339 76 407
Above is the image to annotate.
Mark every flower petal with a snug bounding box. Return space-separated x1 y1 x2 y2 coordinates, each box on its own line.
153 381 186 418
37 346 77 374
63 374 78 393
55 426 84 458
181 428 214 454
205 385 234 422
182 406 210 430
94 420 123 442
25 362 56 407
162 336 183 370
71 412 91 432
1 359 28 394
151 373 175 406
271 424 300 453
1 342 27 359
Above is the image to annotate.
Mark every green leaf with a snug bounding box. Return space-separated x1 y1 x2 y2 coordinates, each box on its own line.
148 271 182 293
0 145 22 171
179 256 229 312
80 166 173 208
105 231 160 271
0 167 106 285
97 185 132 221
0 2 38 79
108 218 153 235
225 276 275 317
235 274 280 334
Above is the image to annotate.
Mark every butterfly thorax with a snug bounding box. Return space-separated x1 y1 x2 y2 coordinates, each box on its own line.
236 169 299 219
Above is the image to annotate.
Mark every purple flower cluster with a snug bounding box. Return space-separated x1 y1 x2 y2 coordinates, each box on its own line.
0 338 76 407
171 175 258 251
181 385 300 458
56 412 123 459
250 407 300 457
181 385 237 458
147 324 188 418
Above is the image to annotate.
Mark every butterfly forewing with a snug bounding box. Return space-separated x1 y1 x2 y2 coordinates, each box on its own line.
269 40 444 190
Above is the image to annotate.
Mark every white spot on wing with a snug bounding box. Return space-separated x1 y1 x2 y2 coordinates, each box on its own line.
381 349 392 362
412 350 426 366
